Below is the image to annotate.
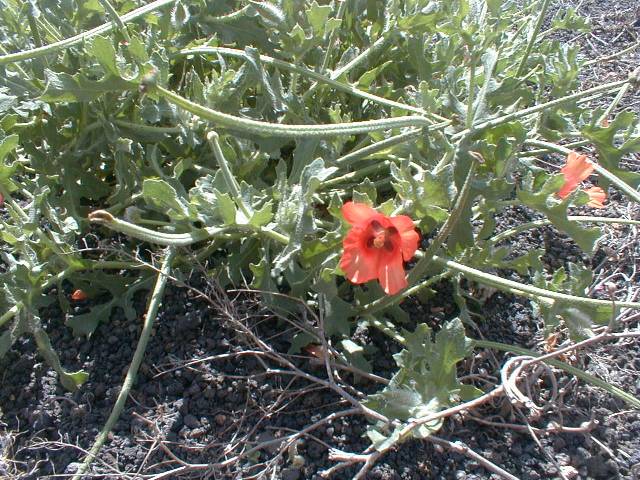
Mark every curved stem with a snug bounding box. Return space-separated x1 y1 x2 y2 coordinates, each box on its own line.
489 216 640 244
515 0 551 77
72 248 176 480
583 41 640 67
301 32 395 104
362 271 453 315
88 210 289 246
319 161 391 190
205 5 250 23
88 210 227 246
407 159 477 284
113 119 182 134
179 47 442 119
452 78 630 140
206 131 252 220
363 161 476 313
433 255 640 309
155 86 433 138
473 339 640 409
98 0 131 42
334 128 426 167
318 0 348 73
0 0 175 65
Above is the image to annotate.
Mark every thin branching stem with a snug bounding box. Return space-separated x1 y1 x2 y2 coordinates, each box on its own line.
0 0 175 65
72 248 176 479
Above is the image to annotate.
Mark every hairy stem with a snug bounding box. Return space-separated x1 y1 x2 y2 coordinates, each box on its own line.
433 255 640 309
515 0 552 77
179 47 441 118
155 85 433 138
489 216 640 244
72 249 176 479
0 0 175 65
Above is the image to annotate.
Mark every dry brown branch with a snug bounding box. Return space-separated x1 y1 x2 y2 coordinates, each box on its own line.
426 435 519 480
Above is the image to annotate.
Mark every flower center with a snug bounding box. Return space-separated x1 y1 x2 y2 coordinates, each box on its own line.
367 220 396 252
372 233 386 249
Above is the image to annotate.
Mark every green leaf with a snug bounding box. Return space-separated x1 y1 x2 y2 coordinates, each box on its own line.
391 161 454 231
273 158 337 274
250 200 274 227
533 264 612 340
306 1 332 34
33 325 89 391
517 174 601 253
215 191 237 225
357 61 393 89
0 133 19 192
171 0 190 28
0 314 27 360
551 8 591 32
582 110 640 189
248 1 286 26
366 318 472 444
89 36 119 77
66 274 154 336
314 268 354 337
41 69 133 103
143 178 196 221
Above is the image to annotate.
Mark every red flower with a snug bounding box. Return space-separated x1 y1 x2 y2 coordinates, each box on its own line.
583 186 606 209
557 152 606 208
71 289 88 301
339 202 420 295
0 193 4 208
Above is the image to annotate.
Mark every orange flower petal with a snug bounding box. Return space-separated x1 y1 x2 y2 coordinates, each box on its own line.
341 202 377 226
584 186 606 208
339 227 379 284
71 289 88 301
390 215 420 261
558 152 594 199
377 255 407 295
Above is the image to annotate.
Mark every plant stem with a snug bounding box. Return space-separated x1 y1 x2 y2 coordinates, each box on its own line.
205 5 250 23
88 210 228 246
489 215 640 244
301 32 395 103
88 210 289 246
112 120 182 135
433 255 640 309
319 161 391 189
0 0 175 65
583 41 640 67
206 131 252 220
452 78 629 140
407 159 477 284
466 58 477 129
598 82 631 124
98 0 131 42
334 128 426 167
362 271 453 315
72 248 176 480
155 86 434 138
367 318 639 409
473 339 640 408
515 0 552 77
179 47 443 119
318 0 348 73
